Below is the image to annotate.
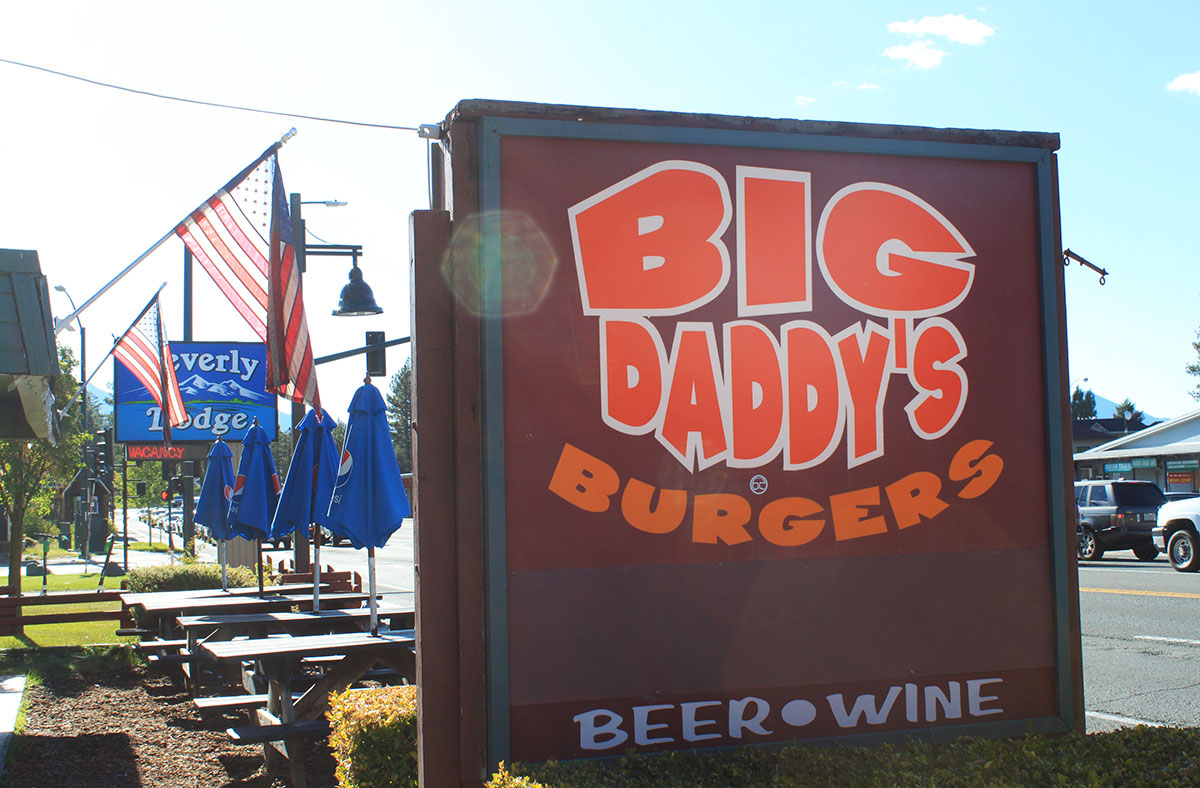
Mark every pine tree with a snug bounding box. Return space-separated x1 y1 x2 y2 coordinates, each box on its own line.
386 359 413 473
1071 387 1097 419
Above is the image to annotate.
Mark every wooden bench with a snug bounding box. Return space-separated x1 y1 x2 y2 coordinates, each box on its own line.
226 719 329 744
280 570 361 594
135 638 188 652
146 651 199 666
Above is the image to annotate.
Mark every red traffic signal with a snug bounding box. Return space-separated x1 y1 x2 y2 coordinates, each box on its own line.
160 490 169 502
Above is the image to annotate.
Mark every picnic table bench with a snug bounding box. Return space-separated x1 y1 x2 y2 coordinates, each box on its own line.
175 603 412 695
199 630 415 788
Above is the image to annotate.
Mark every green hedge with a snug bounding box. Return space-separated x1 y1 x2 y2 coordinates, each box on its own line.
328 684 419 788
499 726 1200 788
122 562 259 593
324 687 1200 788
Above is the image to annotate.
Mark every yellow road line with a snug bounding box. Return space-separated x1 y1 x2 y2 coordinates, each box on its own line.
1080 587 1200 600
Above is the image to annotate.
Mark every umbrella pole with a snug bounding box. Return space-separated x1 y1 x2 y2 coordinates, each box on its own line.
219 540 228 591
312 526 321 613
257 538 264 596
368 547 378 636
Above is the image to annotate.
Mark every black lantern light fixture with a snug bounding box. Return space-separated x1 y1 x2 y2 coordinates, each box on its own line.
293 195 385 317
333 256 384 316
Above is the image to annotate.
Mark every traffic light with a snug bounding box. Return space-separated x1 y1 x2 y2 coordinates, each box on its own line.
160 490 169 502
136 482 146 497
366 331 386 377
162 461 176 481
93 430 110 478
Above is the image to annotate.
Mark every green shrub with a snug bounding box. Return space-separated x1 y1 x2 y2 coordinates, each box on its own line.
487 763 547 788
328 684 418 788
497 726 1200 788
123 562 258 593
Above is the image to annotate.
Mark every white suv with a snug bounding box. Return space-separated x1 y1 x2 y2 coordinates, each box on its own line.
1154 494 1200 572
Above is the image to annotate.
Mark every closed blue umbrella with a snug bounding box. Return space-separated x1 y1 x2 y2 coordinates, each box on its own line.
326 380 411 633
193 439 236 589
227 419 281 595
271 407 338 610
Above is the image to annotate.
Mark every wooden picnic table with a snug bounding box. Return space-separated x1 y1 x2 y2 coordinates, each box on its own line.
118 582 332 610
125 591 371 640
199 630 415 788
176 604 414 695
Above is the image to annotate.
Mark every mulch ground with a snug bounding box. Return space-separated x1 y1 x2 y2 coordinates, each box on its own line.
3 664 338 787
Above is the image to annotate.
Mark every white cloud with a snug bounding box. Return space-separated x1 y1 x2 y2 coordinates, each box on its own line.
883 40 947 69
1167 72 1200 95
857 82 882 91
888 13 994 45
795 95 818 107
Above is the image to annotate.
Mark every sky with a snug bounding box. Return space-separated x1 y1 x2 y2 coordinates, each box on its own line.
2 0 1199 424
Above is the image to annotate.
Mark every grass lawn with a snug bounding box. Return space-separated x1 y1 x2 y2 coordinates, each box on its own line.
0 573 134 650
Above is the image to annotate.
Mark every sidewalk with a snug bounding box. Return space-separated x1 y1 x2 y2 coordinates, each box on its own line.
0 675 24 781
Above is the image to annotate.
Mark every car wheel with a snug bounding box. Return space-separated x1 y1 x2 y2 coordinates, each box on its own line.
1078 527 1104 561
1133 543 1159 561
1168 530 1200 572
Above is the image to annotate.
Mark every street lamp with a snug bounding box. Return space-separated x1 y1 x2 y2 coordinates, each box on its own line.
293 196 384 316
287 194 384 572
53 285 87 431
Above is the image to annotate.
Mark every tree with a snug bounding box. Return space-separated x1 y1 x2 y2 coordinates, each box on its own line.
1114 398 1145 427
1071 387 1097 419
0 347 87 594
386 358 412 473
1188 328 1200 401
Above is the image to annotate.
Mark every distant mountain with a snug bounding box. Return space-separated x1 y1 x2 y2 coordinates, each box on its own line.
176 373 267 403
87 383 112 416
1091 392 1161 424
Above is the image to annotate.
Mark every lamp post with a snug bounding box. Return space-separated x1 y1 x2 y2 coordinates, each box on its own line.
287 194 384 572
53 285 87 432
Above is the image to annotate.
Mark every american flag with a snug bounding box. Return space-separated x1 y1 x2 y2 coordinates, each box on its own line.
174 147 320 410
112 294 187 440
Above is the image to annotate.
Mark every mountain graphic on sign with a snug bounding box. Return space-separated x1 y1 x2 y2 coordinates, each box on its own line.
176 373 268 403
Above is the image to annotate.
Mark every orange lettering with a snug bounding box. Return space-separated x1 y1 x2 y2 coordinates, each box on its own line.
601 318 666 433
905 319 967 440
692 494 752 545
569 162 730 314
758 497 824 546
547 443 620 513
737 167 811 314
659 326 728 470
818 184 974 317
885 471 949 529
726 322 784 465
783 321 843 469
949 440 1004 499
836 323 892 467
830 486 887 541
621 478 687 535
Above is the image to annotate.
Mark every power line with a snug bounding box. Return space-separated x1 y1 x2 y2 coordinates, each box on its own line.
0 55 420 132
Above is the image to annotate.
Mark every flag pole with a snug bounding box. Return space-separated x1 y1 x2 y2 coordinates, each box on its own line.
154 303 174 446
54 129 298 335
58 283 168 418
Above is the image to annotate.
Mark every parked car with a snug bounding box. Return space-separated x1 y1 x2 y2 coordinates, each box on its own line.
1154 496 1200 572
1075 479 1166 561
1165 491 1200 502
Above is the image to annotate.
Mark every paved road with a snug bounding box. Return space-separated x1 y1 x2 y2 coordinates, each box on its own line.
108 506 414 596
76 511 1200 735
1080 553 1200 732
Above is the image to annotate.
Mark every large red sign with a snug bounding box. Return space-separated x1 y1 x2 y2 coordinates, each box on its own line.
419 103 1081 773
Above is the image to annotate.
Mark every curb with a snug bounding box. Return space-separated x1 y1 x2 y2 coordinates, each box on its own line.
0 674 26 780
